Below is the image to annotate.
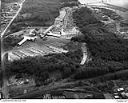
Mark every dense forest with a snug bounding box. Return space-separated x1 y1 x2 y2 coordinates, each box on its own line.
72 7 128 79
5 49 82 86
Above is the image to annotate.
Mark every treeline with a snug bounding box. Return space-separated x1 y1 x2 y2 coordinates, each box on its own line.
61 2 78 8
80 38 128 61
4 46 128 87
72 7 128 79
72 7 128 61
5 50 82 86
75 59 128 79
61 0 78 8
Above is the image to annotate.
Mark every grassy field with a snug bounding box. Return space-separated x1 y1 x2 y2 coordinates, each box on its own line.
14 0 62 26
8 0 78 34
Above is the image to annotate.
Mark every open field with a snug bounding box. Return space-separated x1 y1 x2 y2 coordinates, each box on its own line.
7 37 69 61
13 0 63 27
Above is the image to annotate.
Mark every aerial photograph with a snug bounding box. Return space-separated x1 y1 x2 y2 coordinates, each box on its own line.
0 0 128 99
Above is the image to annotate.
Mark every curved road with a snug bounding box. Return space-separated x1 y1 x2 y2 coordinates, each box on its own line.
80 43 88 65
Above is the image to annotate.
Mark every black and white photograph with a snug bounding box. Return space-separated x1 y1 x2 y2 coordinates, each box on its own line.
0 0 128 102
